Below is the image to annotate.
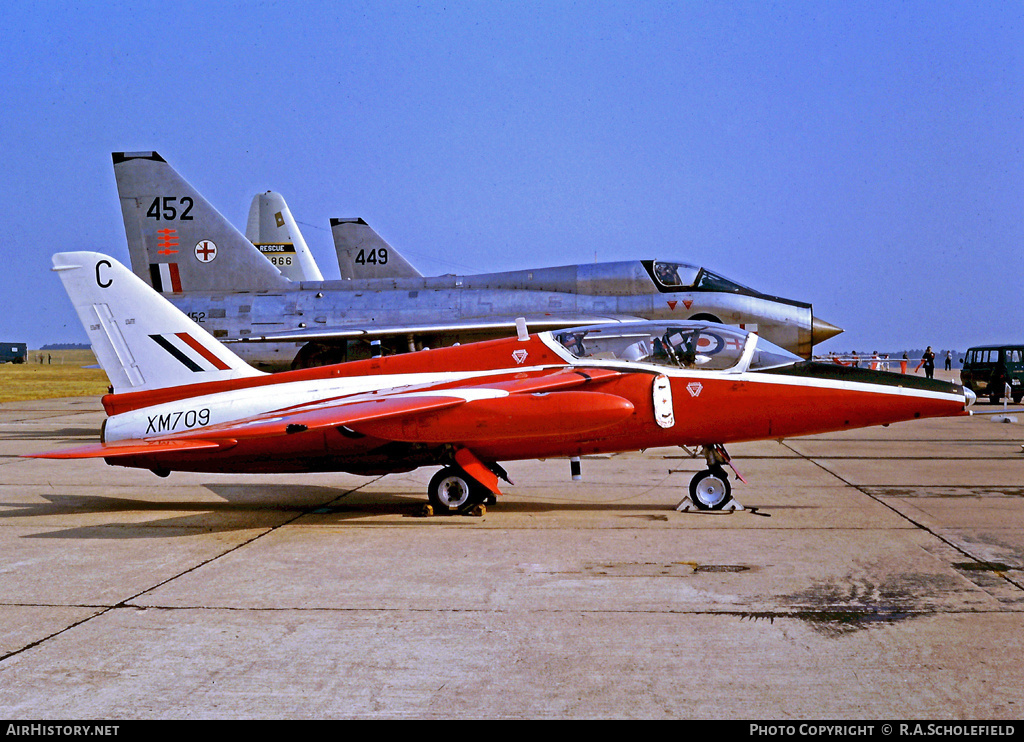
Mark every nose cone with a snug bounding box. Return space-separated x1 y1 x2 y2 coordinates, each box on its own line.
964 387 977 408
812 316 843 345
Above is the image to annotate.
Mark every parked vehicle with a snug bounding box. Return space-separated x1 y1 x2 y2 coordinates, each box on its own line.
960 344 1024 404
1 343 27 364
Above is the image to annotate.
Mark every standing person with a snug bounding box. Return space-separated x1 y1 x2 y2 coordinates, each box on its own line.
923 346 936 379
945 350 952 371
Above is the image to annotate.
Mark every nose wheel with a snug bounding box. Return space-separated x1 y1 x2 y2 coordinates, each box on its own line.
677 444 745 512
688 466 733 510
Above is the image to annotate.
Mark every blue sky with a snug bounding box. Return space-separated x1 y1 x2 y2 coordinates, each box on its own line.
1 1 1021 353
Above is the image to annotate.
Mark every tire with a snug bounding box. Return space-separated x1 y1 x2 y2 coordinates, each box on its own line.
689 466 732 511
428 467 485 514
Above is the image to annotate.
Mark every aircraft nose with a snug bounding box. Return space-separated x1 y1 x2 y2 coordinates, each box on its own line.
964 387 976 407
811 316 843 345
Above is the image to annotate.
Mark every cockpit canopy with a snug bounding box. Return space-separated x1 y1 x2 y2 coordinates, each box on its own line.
550 321 802 373
649 261 754 294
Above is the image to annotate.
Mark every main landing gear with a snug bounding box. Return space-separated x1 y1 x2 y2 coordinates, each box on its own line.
426 448 507 515
427 466 491 515
677 444 745 512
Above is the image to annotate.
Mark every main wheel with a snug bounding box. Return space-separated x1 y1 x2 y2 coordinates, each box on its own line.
428 467 485 514
689 466 733 511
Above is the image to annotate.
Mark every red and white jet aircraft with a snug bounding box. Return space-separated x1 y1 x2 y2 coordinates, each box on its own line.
32 252 975 513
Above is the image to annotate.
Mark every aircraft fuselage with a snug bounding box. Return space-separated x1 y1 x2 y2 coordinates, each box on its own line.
167 260 825 369
93 330 969 477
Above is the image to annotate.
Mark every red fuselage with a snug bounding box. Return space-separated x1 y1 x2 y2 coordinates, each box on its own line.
88 333 970 476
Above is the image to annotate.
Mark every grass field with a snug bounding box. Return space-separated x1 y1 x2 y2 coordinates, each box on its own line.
0 350 110 402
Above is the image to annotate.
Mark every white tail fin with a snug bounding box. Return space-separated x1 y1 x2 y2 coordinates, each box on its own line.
52 252 265 393
245 191 324 282
331 218 422 280
112 152 291 293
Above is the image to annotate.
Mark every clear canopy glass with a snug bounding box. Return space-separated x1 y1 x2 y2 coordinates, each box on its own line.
550 321 802 373
651 262 752 294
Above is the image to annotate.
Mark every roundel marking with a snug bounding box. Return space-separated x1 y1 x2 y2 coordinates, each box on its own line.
195 240 218 263
696 333 724 355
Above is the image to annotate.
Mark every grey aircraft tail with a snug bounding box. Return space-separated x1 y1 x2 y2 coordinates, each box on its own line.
112 152 291 293
331 218 422 280
245 191 324 282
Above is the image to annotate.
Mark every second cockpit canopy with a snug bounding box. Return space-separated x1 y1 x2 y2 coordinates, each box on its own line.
648 261 754 294
551 322 803 373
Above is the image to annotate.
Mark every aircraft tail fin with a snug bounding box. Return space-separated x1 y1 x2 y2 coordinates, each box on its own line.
245 191 324 282
112 151 291 293
52 252 265 393
331 218 422 280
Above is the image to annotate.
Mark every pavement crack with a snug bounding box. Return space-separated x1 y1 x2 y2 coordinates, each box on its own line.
779 441 1024 596
0 476 386 666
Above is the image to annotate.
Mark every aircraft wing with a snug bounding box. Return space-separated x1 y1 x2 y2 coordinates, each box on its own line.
28 394 469 460
29 367 627 461
204 367 624 442
29 437 234 460
225 314 646 344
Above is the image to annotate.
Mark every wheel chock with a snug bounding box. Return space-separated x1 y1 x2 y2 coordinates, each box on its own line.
416 503 487 518
675 496 745 513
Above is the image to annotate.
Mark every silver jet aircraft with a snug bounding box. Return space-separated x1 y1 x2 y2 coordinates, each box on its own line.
112 151 842 370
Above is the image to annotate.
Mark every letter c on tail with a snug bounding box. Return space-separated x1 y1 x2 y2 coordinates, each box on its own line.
96 260 113 288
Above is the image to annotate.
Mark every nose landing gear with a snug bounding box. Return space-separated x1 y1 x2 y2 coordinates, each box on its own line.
677 444 745 512
689 465 732 509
